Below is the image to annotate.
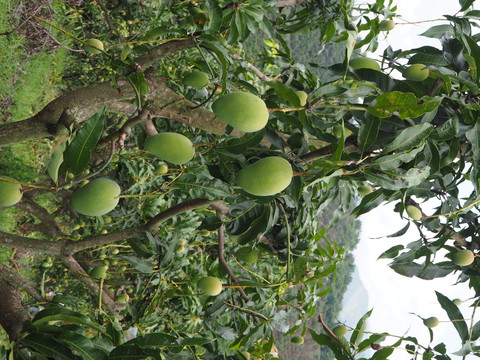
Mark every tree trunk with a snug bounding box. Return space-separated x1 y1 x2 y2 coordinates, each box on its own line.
0 279 29 341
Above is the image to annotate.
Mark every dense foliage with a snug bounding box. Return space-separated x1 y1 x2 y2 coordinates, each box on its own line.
2 0 480 359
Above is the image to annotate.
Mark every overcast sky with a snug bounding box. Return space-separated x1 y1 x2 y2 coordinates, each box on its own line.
350 1 477 359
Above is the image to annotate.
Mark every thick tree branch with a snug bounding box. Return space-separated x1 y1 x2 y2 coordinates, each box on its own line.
62 255 121 315
146 198 217 233
0 263 45 302
0 279 29 341
0 230 62 255
16 195 64 238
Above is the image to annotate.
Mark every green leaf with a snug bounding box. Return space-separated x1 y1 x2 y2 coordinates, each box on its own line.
436 291 469 343
121 255 154 273
127 72 149 108
373 147 424 170
363 167 430 191
267 80 300 107
56 331 107 360
378 244 405 259
383 123 433 153
21 333 74 360
220 129 265 154
200 35 231 90
471 319 480 341
62 107 105 175
368 92 442 119
420 25 453 39
351 190 385 217
390 262 455 280
308 329 350 360
350 309 372 346
206 0 222 34
430 116 459 141
47 140 67 184
32 306 102 331
460 0 475 12
358 115 380 154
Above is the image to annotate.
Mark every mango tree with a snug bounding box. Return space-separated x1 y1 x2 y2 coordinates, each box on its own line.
1 0 480 359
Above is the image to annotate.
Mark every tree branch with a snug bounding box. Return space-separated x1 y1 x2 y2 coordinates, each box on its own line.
62 255 121 315
0 278 29 341
0 263 45 302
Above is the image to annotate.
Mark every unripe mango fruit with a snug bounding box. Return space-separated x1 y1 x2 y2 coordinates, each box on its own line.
144 132 195 165
295 90 308 106
452 298 462 306
291 335 304 344
350 57 381 71
378 20 395 31
198 276 223 296
183 70 209 89
84 38 104 54
403 64 429 81
212 92 269 132
237 157 293 196
155 163 169 175
333 325 347 336
0 176 22 207
116 293 129 304
453 249 475 266
358 185 373 195
70 178 120 216
236 247 258 265
89 265 108 280
406 205 422 220
423 316 439 328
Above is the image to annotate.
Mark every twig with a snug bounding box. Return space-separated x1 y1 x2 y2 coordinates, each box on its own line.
318 313 355 360
95 0 125 43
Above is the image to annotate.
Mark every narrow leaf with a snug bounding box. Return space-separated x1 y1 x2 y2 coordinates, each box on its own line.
47 140 67 184
21 333 74 360
383 123 433 153
436 291 469 342
358 115 380 154
351 309 373 346
268 80 300 107
62 107 105 175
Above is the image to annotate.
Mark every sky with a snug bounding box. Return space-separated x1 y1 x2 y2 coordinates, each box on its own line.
347 1 478 359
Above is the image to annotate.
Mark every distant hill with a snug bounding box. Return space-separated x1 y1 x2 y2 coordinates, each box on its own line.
338 265 369 326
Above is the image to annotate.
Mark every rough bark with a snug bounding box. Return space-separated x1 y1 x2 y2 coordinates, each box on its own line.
0 279 29 341
0 38 231 148
0 263 45 302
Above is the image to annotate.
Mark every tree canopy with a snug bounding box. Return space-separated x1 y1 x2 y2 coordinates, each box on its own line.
1 0 480 359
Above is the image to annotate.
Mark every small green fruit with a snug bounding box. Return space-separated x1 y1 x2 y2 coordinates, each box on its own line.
198 276 223 296
358 185 373 195
291 335 304 344
111 248 119 255
84 38 104 54
89 265 108 280
183 70 209 89
295 90 308 106
378 20 395 31
333 325 347 337
70 178 121 216
453 249 475 266
144 132 195 165
350 57 381 71
116 293 129 304
403 64 429 81
423 316 439 328
42 262 53 268
406 205 422 221
212 92 269 132
237 157 293 196
235 247 258 265
155 164 169 175
452 298 462 306
0 176 22 207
